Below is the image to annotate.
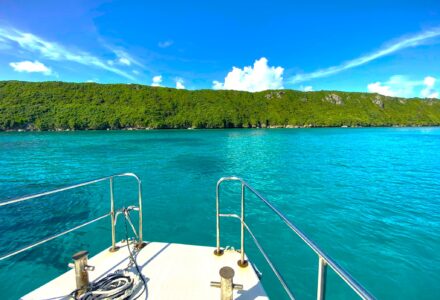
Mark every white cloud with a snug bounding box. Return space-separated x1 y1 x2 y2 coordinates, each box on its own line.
424 76 435 87
175 78 185 89
152 75 162 87
421 76 439 98
368 75 419 97
367 75 439 98
0 26 136 80
213 57 284 92
158 40 173 48
212 80 224 89
367 82 395 97
302 85 313 92
291 27 440 84
421 89 438 99
9 60 52 75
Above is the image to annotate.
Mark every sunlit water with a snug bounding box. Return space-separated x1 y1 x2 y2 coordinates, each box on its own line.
0 128 439 299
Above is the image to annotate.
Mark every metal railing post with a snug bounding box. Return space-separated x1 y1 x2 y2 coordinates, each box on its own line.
109 177 117 252
214 182 223 255
317 256 327 300
238 182 248 267
137 179 145 248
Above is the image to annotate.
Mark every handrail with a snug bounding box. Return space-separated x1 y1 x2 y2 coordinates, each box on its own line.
221 213 296 300
216 176 375 300
0 213 109 261
0 172 144 260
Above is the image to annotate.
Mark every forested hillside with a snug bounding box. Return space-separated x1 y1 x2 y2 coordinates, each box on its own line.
0 81 439 130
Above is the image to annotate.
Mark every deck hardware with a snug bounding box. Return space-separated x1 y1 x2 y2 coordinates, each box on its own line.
116 206 147 250
213 248 224 256
109 243 119 252
69 250 93 295
237 258 249 268
135 241 147 249
210 266 243 300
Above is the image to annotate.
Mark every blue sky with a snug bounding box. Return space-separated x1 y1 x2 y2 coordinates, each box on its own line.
0 0 440 98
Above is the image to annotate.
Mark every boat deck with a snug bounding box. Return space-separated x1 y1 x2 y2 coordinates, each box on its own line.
22 241 268 300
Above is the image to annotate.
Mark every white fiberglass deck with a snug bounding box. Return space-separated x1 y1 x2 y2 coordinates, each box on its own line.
22 241 268 300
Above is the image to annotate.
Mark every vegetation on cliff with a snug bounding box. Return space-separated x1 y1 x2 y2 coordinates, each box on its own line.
0 81 439 130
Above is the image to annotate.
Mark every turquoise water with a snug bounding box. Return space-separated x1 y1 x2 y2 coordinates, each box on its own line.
0 128 439 299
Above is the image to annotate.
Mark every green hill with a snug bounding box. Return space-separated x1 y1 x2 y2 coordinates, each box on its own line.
0 80 439 130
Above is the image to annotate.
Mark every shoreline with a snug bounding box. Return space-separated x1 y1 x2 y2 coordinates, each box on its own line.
2 124 440 133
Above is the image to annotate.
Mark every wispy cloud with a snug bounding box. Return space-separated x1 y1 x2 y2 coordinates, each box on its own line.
0 26 137 80
108 48 145 68
291 27 440 84
0 35 10 50
158 40 173 48
9 60 52 75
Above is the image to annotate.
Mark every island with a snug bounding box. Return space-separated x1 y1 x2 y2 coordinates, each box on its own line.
0 80 439 131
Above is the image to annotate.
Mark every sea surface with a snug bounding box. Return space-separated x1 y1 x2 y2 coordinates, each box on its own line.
0 128 439 299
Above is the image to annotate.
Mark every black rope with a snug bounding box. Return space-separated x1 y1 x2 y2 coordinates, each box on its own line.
70 207 148 299
71 273 134 300
123 209 148 299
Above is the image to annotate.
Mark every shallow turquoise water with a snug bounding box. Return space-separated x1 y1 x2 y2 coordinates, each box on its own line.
0 128 439 299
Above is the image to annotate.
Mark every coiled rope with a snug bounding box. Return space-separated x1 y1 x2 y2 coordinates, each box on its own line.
71 207 147 300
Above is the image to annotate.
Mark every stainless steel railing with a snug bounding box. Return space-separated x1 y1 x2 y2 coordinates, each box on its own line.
0 172 143 261
215 176 375 300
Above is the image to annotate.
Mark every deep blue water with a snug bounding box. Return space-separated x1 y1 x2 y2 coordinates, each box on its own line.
0 128 439 299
